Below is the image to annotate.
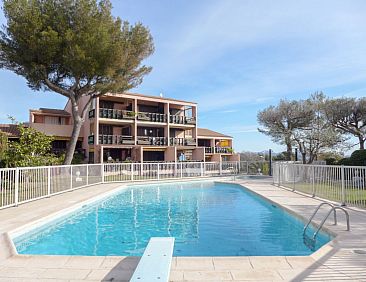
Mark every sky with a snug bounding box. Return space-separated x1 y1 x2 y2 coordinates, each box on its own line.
0 0 366 153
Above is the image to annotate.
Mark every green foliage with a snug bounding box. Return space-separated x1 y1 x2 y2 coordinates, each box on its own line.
0 0 154 164
337 158 351 166
71 152 85 165
5 124 61 167
0 130 8 167
323 97 366 149
349 150 366 166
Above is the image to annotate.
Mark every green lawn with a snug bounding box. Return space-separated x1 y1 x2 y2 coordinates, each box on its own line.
285 182 366 208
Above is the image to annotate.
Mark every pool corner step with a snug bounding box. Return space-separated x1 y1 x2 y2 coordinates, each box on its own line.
130 237 175 282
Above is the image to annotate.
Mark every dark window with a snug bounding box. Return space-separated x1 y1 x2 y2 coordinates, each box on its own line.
99 100 114 109
99 125 113 135
88 152 94 163
143 151 164 162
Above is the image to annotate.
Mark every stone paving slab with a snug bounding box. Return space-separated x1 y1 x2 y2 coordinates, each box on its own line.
0 179 365 281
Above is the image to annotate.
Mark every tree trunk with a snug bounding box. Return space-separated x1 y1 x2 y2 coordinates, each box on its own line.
64 117 83 165
63 96 94 165
63 98 83 165
302 153 306 164
286 142 292 161
359 136 365 150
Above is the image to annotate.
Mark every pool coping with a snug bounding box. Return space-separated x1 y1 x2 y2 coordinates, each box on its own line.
0 177 365 281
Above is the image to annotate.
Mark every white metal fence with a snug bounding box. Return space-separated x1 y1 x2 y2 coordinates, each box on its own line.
0 161 269 210
273 162 366 208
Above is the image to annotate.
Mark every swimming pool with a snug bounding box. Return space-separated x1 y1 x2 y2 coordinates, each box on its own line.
14 181 331 256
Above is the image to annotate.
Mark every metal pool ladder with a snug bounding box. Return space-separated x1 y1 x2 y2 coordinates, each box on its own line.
303 202 350 240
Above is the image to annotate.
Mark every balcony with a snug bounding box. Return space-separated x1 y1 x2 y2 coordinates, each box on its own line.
88 135 135 145
137 112 167 123
170 137 196 146
205 146 234 154
137 136 168 146
170 115 196 125
97 108 136 120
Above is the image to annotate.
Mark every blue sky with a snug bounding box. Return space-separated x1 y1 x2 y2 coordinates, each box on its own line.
1 0 366 153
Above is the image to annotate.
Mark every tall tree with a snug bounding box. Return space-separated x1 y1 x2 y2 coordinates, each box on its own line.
0 0 154 164
292 93 345 163
257 99 312 160
323 97 366 149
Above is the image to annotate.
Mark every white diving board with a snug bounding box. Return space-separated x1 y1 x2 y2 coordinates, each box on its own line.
130 237 175 282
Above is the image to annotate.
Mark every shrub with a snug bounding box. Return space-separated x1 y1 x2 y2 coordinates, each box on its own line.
349 149 366 166
337 158 351 165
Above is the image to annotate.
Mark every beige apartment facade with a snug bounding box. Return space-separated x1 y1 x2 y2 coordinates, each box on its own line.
27 93 240 163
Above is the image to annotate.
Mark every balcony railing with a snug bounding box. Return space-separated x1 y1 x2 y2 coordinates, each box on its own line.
98 135 135 145
170 138 196 146
137 136 168 146
98 108 136 120
170 115 196 125
205 147 233 154
137 112 167 123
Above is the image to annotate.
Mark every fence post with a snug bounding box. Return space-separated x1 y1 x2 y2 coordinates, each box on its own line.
70 165 73 190
47 166 51 197
102 163 105 183
86 164 89 186
219 162 222 175
131 163 134 182
246 161 249 174
293 165 296 191
157 163 160 181
341 165 346 206
312 165 315 197
180 163 183 178
14 167 19 206
278 163 281 187
201 162 204 177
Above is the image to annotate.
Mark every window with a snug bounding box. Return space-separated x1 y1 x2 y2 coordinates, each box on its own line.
99 125 113 135
99 100 114 109
44 116 66 125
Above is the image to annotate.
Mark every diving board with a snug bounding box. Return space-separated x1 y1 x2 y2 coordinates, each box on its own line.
130 237 175 282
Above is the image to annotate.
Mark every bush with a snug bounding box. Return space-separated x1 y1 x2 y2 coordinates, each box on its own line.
324 157 337 165
337 158 351 165
349 149 366 166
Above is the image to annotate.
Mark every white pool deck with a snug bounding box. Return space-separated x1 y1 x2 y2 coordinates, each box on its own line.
0 178 365 281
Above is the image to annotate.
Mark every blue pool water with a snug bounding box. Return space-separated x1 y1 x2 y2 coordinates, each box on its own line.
14 181 331 256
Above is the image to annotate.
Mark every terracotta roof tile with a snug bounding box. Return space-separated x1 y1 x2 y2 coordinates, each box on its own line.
197 128 232 138
31 108 71 116
0 124 20 137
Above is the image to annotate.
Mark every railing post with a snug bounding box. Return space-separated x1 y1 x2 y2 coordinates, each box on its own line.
131 163 134 181
157 163 160 180
312 165 315 197
219 162 222 176
14 167 19 206
293 165 296 191
86 164 89 186
180 163 183 178
47 166 51 197
341 165 346 206
246 161 249 175
200 162 204 177
70 165 73 189
278 163 281 187
102 163 105 183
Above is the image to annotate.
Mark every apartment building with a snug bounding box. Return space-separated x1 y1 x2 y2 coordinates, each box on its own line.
27 93 240 163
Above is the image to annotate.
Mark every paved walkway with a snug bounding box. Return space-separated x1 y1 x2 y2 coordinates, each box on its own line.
0 178 365 281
